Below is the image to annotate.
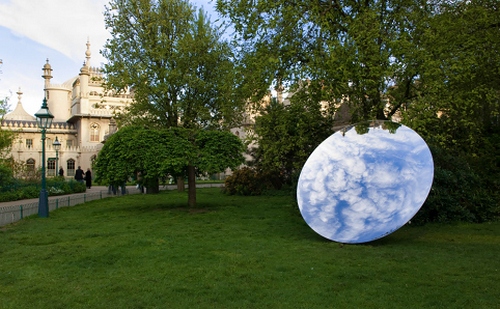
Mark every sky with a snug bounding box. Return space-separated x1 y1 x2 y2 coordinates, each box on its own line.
0 0 219 116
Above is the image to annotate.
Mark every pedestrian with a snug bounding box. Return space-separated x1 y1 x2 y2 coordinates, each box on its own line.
85 168 92 189
59 167 64 177
75 166 84 183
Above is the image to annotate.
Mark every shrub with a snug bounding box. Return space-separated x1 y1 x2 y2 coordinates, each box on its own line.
412 145 500 224
0 178 87 202
223 167 267 196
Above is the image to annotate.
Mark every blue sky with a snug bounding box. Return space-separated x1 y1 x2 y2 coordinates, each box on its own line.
0 0 218 116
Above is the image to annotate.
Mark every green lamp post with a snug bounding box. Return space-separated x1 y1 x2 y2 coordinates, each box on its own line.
53 137 61 177
35 98 54 218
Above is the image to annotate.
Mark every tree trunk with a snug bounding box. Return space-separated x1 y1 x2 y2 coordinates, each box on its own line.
145 178 159 194
187 165 196 207
176 176 184 192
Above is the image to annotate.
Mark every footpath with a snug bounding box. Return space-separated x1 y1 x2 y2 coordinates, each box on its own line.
0 183 223 227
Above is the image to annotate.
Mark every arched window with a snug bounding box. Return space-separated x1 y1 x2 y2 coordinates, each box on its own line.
90 123 100 142
47 158 56 176
26 158 35 176
67 159 75 177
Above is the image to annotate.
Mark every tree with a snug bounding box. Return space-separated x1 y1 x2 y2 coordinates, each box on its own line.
0 96 16 185
251 97 334 188
101 0 246 206
216 0 430 121
0 96 14 159
94 126 245 205
403 0 500 156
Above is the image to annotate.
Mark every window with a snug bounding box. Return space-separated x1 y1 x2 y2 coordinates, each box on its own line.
26 139 33 149
67 159 75 177
66 139 73 148
90 123 100 142
26 158 35 176
47 159 56 176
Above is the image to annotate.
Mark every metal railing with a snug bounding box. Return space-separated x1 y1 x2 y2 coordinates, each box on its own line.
0 183 223 227
0 189 137 227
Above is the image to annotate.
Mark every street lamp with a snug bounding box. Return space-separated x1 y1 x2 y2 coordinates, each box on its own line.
53 137 61 177
35 98 54 218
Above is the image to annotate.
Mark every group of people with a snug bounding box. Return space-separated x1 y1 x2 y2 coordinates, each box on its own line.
74 166 92 189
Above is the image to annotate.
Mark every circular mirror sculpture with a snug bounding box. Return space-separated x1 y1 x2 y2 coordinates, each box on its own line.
297 121 434 243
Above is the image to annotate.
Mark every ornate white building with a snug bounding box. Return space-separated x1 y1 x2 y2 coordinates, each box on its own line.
1 41 132 177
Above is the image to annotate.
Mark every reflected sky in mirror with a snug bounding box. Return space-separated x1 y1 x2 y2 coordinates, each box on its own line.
297 121 434 243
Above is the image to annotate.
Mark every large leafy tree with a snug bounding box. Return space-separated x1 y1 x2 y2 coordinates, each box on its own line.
102 0 244 129
101 0 246 206
404 0 500 156
94 126 245 205
251 97 334 188
216 0 429 121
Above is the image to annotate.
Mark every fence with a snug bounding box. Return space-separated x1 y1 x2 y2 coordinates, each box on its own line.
0 183 223 227
0 188 136 227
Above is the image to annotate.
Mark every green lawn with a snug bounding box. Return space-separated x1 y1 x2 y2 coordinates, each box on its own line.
1 188 499 308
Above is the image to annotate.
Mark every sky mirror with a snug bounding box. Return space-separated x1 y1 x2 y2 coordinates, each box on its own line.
297 121 434 244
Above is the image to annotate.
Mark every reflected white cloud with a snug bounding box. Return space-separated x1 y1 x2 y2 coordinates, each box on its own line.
297 121 434 243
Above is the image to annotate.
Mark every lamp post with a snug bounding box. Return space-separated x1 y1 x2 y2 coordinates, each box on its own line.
35 98 54 218
53 137 61 177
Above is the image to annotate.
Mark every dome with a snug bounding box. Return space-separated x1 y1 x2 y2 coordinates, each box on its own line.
3 89 35 121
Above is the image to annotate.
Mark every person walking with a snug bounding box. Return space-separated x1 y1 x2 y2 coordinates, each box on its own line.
85 168 92 189
75 166 84 183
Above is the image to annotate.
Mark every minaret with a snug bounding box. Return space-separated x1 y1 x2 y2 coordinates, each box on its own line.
42 59 53 98
79 40 91 113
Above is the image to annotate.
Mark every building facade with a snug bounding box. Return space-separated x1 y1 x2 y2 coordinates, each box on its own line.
1 41 132 178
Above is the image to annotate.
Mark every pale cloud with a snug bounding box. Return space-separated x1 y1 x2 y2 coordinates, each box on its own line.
0 0 109 64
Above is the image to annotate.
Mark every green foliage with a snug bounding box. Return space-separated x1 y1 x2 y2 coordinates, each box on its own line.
0 160 14 186
222 167 267 195
216 0 427 120
196 129 246 174
103 0 245 130
413 145 500 224
0 179 86 202
94 126 244 200
0 97 15 159
250 98 334 188
402 0 500 156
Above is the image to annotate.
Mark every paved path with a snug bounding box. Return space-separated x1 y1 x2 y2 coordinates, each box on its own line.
0 183 224 226
0 186 135 208
0 183 224 208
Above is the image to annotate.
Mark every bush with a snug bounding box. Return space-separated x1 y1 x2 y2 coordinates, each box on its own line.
223 167 268 196
0 162 14 186
0 178 87 202
412 145 500 224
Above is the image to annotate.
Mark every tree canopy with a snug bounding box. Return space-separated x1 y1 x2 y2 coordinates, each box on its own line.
94 126 245 205
216 0 429 121
250 97 334 188
102 0 245 130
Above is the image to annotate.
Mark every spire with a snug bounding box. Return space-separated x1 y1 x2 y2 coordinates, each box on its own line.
85 38 91 67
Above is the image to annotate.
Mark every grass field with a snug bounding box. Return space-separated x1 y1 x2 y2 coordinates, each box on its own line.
1 188 499 308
